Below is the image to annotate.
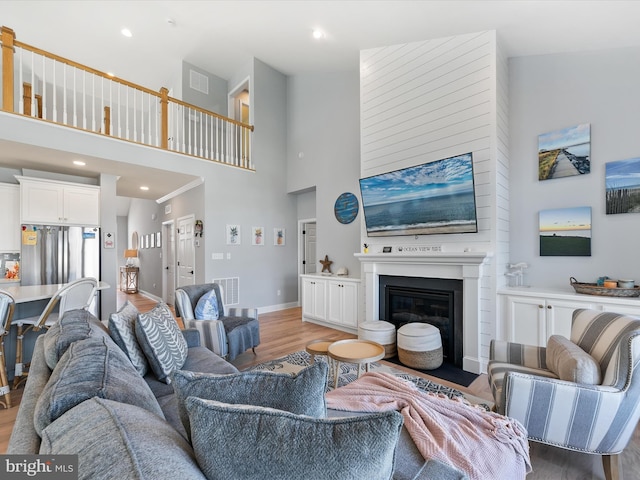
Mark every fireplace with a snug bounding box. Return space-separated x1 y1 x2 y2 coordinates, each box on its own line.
356 250 491 374
379 276 463 367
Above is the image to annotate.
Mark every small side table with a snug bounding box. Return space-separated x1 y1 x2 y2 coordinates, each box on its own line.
120 266 139 294
305 339 334 364
328 339 385 389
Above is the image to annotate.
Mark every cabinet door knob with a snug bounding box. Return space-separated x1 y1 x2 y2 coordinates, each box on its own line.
538 305 543 308
547 305 552 309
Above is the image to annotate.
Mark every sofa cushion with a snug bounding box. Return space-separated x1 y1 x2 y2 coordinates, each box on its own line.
34 336 164 435
185 397 403 480
40 397 207 480
135 302 188 384
172 362 328 437
546 334 601 384
108 301 149 376
194 288 219 320
43 309 111 370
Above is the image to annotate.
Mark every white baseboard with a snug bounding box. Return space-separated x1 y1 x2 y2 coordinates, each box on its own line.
257 301 300 314
138 290 163 303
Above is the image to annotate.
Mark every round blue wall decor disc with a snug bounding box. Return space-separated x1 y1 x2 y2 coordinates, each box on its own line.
334 192 359 224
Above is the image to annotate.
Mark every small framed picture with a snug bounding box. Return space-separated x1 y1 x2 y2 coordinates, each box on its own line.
274 228 285 246
252 226 264 246
156 232 161 248
226 224 241 245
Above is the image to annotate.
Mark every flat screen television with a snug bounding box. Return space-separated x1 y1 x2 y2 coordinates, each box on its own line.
358 152 478 237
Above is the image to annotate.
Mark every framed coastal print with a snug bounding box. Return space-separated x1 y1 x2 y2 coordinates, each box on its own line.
539 206 591 256
605 157 640 214
538 123 590 181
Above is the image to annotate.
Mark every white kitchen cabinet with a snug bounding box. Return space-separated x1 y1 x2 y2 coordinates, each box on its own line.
17 176 100 226
327 278 359 328
0 184 21 252
302 276 327 321
301 275 360 333
500 288 640 347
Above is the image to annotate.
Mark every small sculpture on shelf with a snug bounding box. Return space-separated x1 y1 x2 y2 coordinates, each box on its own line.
320 255 333 274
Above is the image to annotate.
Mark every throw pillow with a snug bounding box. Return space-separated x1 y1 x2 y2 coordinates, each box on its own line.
108 301 149 376
194 288 219 320
172 362 328 437
40 398 207 480
185 397 403 480
43 309 111 370
546 335 601 384
34 336 164 435
135 302 188 383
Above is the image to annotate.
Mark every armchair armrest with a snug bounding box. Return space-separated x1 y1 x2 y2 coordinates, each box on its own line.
503 371 625 454
181 328 201 348
226 307 258 321
183 319 227 358
490 339 547 369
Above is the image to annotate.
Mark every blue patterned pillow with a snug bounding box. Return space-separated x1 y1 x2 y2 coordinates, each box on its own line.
109 301 149 376
135 303 188 384
194 289 219 320
186 398 403 480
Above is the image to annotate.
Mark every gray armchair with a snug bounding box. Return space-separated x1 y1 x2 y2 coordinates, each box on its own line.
174 283 259 361
487 309 640 480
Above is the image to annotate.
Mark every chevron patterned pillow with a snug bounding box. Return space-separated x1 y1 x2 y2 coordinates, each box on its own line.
135 303 188 384
109 301 149 376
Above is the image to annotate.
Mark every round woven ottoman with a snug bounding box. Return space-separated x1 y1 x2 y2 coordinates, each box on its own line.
358 321 396 359
397 323 443 370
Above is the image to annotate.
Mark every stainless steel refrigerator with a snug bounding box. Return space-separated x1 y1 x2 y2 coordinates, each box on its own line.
20 225 101 286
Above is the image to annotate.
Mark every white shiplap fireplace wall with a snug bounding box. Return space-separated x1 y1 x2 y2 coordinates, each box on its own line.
359 31 509 372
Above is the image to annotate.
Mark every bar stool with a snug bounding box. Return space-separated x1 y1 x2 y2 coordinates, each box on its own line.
13 278 98 388
0 290 15 408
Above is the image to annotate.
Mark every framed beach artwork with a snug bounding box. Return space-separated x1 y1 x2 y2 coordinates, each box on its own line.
226 224 241 245
274 228 285 246
539 206 591 256
538 123 590 181
252 226 264 245
605 157 640 215
156 232 161 248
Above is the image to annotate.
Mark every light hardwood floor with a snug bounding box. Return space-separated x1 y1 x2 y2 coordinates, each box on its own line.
1 292 639 479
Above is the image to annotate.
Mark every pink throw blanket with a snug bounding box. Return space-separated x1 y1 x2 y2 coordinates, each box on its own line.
325 372 531 480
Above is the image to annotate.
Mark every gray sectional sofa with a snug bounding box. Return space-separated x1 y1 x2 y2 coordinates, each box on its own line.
7 307 466 480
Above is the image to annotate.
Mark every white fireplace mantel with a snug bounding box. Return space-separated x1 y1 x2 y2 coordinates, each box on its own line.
356 251 492 374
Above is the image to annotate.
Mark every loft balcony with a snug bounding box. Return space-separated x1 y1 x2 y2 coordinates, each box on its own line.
0 26 254 171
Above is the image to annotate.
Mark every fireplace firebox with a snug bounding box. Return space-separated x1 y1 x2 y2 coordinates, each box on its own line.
379 276 463 367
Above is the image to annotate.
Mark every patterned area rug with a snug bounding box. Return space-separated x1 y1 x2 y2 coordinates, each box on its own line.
249 350 491 409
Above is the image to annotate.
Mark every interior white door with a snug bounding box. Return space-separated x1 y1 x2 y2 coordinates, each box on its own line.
162 221 176 305
177 215 195 288
303 222 317 274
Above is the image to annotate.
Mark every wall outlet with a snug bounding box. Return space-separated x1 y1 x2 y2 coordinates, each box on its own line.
227 253 231 260
277 290 281 296
211 253 223 260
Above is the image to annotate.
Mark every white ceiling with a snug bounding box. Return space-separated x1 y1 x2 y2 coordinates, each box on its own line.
2 0 640 201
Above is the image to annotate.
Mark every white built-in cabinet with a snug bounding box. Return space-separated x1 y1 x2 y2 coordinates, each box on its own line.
17 176 100 226
0 183 21 252
499 288 640 346
301 274 360 333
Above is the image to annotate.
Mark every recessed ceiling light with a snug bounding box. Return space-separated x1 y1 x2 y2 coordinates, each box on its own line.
73 160 86 166
140 186 149 191
121 28 133 38
312 29 325 40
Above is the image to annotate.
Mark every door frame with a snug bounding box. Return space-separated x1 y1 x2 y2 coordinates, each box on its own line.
176 214 196 288
161 219 176 305
297 217 316 304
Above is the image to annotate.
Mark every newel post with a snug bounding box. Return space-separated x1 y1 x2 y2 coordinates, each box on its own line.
160 87 169 149
1 26 15 112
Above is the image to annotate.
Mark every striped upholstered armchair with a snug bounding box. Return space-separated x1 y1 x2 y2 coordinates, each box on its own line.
487 309 640 480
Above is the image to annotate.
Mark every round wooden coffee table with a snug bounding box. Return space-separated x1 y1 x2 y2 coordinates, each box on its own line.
305 339 334 364
328 339 385 389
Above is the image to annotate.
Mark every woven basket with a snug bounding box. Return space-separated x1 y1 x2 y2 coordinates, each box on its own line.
398 346 443 370
381 342 397 359
570 277 640 297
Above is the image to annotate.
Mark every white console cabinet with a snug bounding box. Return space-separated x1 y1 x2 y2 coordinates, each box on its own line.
499 287 640 347
17 176 100 226
301 275 360 333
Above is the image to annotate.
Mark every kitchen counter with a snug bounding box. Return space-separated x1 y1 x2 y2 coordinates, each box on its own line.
2 281 110 303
